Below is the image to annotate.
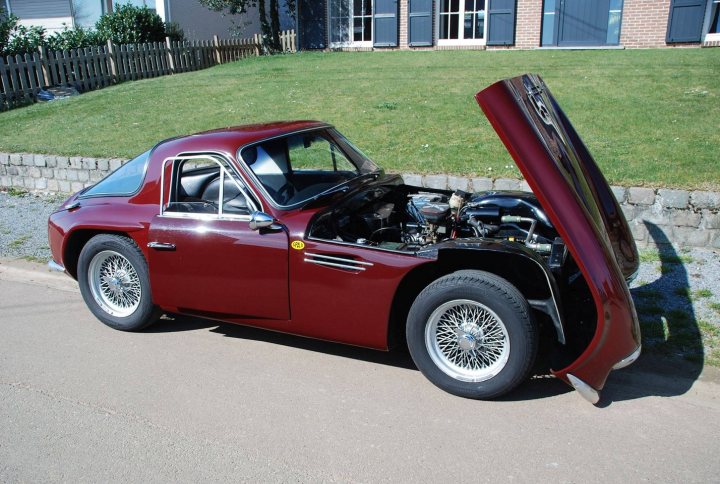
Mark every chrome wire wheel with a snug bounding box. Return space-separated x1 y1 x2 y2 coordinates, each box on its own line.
88 250 142 318
425 299 510 383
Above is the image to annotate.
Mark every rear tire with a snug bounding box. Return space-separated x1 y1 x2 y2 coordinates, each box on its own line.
407 270 537 399
77 234 161 331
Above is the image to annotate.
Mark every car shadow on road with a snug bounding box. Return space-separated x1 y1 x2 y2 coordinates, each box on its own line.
598 221 704 406
148 313 419 370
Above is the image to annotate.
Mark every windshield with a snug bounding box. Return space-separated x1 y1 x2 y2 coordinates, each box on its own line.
239 128 379 208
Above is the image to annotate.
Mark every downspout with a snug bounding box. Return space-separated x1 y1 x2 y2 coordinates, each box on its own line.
155 0 171 22
68 0 76 28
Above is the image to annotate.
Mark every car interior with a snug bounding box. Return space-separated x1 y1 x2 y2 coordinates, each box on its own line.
165 162 251 216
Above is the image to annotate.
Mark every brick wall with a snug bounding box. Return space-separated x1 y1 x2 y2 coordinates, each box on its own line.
620 0 671 48
318 0 715 51
399 0 409 48
515 0 543 49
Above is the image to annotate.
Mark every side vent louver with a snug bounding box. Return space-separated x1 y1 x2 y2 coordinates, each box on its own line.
304 253 374 272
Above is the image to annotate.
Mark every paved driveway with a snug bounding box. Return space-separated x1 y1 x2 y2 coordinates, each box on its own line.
1 263 719 482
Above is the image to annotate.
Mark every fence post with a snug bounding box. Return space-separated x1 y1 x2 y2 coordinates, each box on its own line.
165 37 176 74
253 33 261 56
37 45 49 87
106 39 118 83
213 34 222 64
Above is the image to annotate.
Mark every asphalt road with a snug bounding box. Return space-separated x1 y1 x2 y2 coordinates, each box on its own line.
1 261 719 483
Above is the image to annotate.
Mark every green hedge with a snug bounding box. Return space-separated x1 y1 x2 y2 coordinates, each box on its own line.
0 5 183 58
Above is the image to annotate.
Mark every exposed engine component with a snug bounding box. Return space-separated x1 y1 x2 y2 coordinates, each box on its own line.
308 185 566 264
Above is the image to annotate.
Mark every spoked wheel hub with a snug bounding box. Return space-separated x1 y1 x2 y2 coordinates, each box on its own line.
425 299 511 383
88 250 142 317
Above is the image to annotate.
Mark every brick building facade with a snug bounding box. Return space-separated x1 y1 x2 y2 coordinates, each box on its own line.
296 0 720 50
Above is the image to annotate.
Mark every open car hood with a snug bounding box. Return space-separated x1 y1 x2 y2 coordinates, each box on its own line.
476 75 640 392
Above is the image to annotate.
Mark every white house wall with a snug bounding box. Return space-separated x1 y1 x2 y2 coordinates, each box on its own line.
8 0 74 33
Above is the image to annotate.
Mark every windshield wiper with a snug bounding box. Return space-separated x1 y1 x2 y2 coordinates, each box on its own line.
304 172 380 206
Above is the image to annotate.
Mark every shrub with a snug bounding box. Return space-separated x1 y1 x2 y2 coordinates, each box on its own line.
164 22 185 42
46 26 104 52
2 6 48 57
95 4 166 44
3 24 46 57
1 6 17 55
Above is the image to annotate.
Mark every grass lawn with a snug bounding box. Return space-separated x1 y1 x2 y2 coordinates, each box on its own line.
1 48 718 189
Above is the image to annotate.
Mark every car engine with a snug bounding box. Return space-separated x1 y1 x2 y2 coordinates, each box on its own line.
308 184 565 264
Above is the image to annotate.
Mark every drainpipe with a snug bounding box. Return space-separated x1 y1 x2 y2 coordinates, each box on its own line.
156 0 170 22
68 0 76 28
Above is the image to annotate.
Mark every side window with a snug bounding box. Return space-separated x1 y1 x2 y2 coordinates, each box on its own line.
164 157 254 217
82 149 151 197
287 134 357 173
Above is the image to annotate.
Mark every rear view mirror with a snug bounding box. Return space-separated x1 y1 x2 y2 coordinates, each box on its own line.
249 211 274 230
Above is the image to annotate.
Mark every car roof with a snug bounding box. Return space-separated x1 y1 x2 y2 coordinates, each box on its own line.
152 120 331 158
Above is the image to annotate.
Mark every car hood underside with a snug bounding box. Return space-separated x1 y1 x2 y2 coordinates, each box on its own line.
476 75 640 394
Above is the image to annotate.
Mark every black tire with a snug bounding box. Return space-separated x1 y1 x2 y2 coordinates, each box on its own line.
77 234 161 331
406 270 538 399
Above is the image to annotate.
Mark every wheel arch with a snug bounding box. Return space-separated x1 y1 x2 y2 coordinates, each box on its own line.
388 246 565 349
63 228 138 279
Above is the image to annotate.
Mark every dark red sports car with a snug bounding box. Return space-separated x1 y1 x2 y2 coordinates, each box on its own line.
48 75 641 403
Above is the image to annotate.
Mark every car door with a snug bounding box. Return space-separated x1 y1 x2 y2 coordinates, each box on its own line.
147 154 289 320
288 236 427 350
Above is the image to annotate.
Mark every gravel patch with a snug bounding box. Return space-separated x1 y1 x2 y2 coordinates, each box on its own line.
1 188 718 364
630 246 720 365
0 190 66 261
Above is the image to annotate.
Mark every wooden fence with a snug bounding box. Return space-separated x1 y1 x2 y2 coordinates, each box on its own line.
0 30 296 111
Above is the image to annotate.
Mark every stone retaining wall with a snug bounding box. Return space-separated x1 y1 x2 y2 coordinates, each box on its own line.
401 174 720 249
0 153 124 194
0 152 718 249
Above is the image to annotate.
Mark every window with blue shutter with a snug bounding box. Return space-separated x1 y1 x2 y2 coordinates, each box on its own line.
374 0 399 47
298 0 327 49
408 0 433 46
487 0 516 46
667 0 709 43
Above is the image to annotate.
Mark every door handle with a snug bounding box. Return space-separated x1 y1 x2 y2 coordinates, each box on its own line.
147 242 176 250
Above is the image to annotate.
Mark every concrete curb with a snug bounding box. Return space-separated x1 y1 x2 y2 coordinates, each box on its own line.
0 259 79 294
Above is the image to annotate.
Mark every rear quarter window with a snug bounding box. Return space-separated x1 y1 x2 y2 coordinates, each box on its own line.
81 150 151 197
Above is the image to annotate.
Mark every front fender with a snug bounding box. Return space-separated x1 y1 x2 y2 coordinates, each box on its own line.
417 239 566 345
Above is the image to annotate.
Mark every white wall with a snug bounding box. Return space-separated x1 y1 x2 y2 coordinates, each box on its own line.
8 0 75 33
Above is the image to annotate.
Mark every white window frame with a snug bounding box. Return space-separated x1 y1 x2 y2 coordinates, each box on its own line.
436 0 488 46
328 0 374 48
702 0 720 42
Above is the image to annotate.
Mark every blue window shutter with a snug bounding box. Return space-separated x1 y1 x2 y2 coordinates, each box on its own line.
297 0 327 50
408 0 433 46
487 0 517 46
667 0 708 43
374 0 399 47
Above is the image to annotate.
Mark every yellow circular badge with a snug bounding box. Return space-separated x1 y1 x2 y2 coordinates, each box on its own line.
291 240 305 250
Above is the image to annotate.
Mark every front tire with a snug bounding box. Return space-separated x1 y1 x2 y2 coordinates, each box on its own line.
77 234 160 331
407 270 538 399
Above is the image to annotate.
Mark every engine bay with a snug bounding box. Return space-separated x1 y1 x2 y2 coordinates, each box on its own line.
308 183 567 265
